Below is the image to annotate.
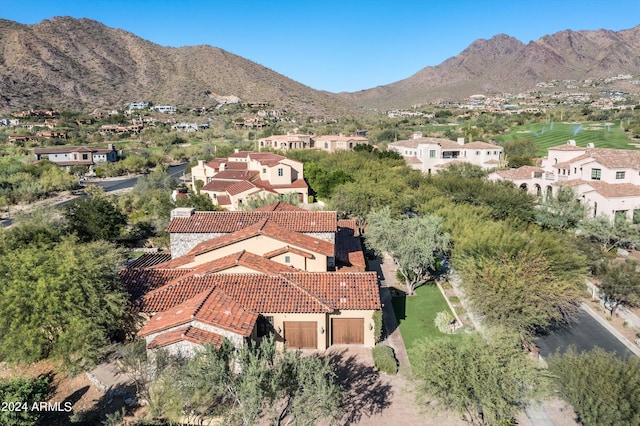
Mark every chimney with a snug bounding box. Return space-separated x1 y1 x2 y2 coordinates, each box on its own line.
412 131 423 139
170 207 195 218
586 143 594 148
457 137 465 145
108 143 114 151
234 148 240 153
567 140 576 146
197 160 204 167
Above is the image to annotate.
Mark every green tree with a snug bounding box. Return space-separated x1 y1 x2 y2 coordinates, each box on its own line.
579 215 640 252
598 258 640 316
412 333 540 426
0 377 51 426
240 192 302 210
365 207 450 294
0 237 127 369
149 335 344 426
63 193 127 242
535 187 586 231
454 223 585 346
548 347 640 426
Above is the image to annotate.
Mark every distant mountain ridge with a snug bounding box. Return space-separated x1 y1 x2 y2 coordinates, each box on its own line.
339 25 640 109
0 17 639 114
0 17 352 116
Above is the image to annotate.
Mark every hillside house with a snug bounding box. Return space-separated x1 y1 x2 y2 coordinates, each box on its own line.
258 133 313 151
191 151 309 209
489 140 640 222
388 133 503 174
314 135 369 153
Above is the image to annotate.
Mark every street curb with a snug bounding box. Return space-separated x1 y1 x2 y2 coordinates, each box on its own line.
580 302 640 358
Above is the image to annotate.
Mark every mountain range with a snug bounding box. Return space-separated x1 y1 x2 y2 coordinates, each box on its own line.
1 17 639 116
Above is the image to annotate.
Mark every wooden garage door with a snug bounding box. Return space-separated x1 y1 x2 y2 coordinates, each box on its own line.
284 321 317 349
332 318 364 345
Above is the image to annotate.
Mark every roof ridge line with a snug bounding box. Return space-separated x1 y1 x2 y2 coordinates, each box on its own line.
279 274 333 313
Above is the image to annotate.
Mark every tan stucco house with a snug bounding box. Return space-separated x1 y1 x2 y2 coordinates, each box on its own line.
121 203 377 356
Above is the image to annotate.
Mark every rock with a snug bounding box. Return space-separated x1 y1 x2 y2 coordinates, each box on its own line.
617 248 629 257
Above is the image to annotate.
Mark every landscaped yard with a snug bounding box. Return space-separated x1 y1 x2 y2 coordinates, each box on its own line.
392 282 461 365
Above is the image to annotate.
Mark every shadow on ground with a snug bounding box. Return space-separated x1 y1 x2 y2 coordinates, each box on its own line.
38 382 137 426
327 348 393 425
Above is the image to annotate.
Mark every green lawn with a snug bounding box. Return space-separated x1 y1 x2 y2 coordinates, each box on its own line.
494 121 636 156
392 283 460 366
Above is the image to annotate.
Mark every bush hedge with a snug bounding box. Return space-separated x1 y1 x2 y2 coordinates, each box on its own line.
372 344 398 375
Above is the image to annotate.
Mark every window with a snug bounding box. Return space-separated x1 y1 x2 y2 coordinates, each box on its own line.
262 168 266 174
324 142 328 149
82 154 88 160
277 168 283 177
616 171 626 179
591 168 601 180
429 150 436 158
476 151 480 155
285 255 291 263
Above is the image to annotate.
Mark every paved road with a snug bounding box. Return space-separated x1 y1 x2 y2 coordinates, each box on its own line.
1 163 188 227
537 308 634 358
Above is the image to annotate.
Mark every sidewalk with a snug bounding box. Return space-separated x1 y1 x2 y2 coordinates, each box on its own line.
376 254 413 377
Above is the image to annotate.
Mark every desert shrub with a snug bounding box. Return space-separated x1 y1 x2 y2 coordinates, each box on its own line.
372 310 383 343
372 344 398 375
434 310 456 334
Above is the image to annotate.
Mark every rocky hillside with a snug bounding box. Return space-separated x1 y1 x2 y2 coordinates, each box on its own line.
1 17 639 114
0 17 353 117
339 26 640 109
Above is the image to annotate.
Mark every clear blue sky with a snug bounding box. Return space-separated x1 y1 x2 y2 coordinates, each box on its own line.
2 0 640 92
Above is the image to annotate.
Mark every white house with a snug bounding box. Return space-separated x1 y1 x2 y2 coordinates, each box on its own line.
489 140 640 222
388 133 503 174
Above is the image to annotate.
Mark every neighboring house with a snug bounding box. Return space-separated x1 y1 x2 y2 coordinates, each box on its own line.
258 133 313 151
314 135 369 153
151 105 177 114
258 133 369 152
119 203 378 355
191 151 309 209
388 132 503 174
33 144 118 167
489 140 640 222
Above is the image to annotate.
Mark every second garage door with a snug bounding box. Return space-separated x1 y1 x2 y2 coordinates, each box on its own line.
284 321 317 349
332 318 364 345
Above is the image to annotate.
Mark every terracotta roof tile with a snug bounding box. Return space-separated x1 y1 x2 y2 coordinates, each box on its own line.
283 272 381 310
548 143 588 152
253 202 306 212
211 170 259 181
336 220 366 271
119 268 191 301
139 286 257 337
495 165 544 180
147 325 224 349
226 180 258 196
263 246 315 259
225 162 249 170
185 218 334 257
166 210 337 233
217 195 232 206
562 180 640 198
201 179 235 192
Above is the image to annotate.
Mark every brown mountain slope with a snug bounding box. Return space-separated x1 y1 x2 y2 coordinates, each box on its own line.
0 17 353 116
340 26 640 109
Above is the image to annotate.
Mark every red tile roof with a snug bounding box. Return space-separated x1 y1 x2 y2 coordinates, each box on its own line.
147 325 224 349
263 246 315 259
212 170 259 181
185 218 334 257
283 272 381 310
336 220 366 271
120 268 192 301
225 161 249 170
217 195 232 206
166 210 337 233
139 286 258 337
253 202 306 212
226 180 259 196
155 250 297 274
494 165 544 180
201 179 236 192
